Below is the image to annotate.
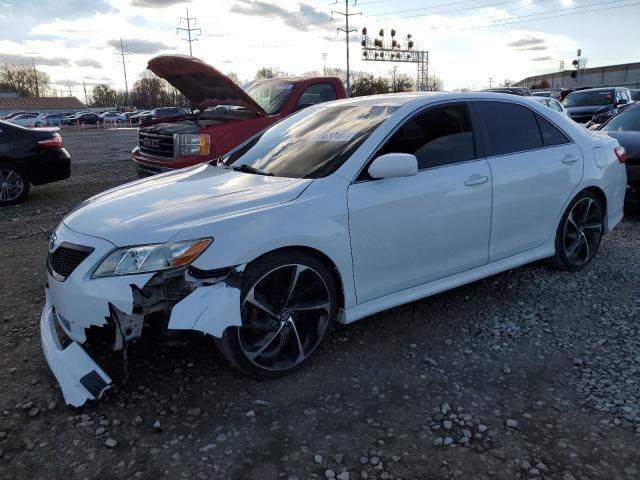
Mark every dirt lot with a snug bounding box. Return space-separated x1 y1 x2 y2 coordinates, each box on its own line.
1 127 639 480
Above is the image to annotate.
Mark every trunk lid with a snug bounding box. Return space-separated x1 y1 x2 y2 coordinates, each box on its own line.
147 54 267 116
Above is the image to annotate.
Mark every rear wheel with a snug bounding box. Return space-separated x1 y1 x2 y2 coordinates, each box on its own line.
217 250 337 379
0 164 30 206
551 191 604 271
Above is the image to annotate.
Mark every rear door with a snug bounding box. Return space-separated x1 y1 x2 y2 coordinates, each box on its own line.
471 100 583 261
347 101 493 303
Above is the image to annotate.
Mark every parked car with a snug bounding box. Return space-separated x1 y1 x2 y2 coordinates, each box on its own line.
132 55 347 176
562 87 632 123
1 111 28 120
128 110 151 124
35 113 65 127
99 112 127 123
61 113 101 125
595 102 640 204
531 90 562 100
526 96 569 116
8 113 40 127
41 92 626 406
0 120 70 205
481 87 531 96
628 89 640 102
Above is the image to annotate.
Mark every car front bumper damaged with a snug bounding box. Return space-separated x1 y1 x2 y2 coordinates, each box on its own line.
41 223 244 407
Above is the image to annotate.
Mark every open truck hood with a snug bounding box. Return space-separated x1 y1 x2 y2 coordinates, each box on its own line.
148 55 266 116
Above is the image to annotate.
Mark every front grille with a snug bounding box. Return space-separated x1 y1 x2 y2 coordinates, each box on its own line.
138 130 174 158
48 243 94 280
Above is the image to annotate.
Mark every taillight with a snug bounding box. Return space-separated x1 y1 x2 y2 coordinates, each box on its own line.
614 146 627 163
38 135 64 149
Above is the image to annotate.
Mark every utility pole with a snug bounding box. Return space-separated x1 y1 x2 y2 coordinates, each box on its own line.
82 80 89 105
177 8 201 56
488 77 493 88
322 52 327 76
333 1 360 95
31 58 40 98
115 38 131 109
66 82 73 97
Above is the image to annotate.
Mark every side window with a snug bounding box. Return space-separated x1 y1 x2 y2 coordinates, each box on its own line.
295 83 337 110
536 114 570 147
475 101 543 156
548 99 562 112
377 103 476 170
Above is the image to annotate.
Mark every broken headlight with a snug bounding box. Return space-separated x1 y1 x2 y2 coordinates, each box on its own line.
92 238 212 278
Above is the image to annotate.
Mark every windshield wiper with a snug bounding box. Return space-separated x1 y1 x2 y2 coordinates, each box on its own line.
231 164 274 176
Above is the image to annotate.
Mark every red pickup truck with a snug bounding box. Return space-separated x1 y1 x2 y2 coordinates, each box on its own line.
132 55 347 176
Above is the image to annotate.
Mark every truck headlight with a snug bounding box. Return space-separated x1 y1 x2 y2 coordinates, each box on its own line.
175 133 210 156
92 238 212 278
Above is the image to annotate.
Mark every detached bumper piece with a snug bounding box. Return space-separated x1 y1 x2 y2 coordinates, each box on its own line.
41 298 112 407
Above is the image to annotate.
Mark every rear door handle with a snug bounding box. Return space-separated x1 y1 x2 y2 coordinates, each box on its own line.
464 175 489 186
561 154 579 164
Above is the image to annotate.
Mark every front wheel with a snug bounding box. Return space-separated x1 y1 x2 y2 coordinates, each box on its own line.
0 164 30 206
551 191 604 271
217 250 337 379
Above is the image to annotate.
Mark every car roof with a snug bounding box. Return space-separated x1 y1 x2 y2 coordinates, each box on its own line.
320 91 553 109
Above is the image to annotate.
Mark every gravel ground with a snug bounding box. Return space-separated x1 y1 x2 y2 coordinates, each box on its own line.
1 127 639 480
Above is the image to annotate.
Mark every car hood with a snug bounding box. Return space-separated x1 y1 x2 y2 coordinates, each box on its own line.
63 164 312 246
147 54 267 116
602 131 640 161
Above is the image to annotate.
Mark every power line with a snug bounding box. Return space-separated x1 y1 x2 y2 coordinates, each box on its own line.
333 0 361 94
177 8 201 56
114 38 131 108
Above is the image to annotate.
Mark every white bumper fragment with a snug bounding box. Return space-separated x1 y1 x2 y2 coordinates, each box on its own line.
168 282 242 337
40 292 112 407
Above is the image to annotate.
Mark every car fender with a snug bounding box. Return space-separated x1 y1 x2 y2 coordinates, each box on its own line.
170 174 357 310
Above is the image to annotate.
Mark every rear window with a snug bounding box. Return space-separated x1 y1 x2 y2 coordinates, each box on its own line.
563 90 614 107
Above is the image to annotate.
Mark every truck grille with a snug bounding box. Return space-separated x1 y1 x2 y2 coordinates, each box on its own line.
138 130 174 158
48 244 94 280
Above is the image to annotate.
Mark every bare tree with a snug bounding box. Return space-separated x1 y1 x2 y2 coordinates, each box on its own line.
501 79 515 87
255 67 276 80
91 84 118 107
226 72 241 85
0 64 49 97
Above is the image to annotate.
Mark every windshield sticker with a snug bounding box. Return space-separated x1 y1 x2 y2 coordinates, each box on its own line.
313 132 356 142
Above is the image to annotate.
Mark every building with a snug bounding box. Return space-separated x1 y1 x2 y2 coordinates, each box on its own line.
515 61 640 90
0 96 85 116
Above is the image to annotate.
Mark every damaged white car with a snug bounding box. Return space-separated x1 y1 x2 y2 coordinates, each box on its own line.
42 93 627 406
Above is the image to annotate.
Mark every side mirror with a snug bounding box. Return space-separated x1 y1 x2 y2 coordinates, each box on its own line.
368 153 418 179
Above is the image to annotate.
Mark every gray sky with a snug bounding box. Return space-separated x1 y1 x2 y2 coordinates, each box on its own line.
0 0 638 95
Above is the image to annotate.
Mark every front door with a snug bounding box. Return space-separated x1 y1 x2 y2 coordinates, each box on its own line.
347 102 493 304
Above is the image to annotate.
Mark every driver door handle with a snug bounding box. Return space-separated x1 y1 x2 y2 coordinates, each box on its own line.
464 175 489 186
561 154 579 164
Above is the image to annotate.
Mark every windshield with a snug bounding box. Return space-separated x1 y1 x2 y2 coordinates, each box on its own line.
222 105 397 178
563 90 614 107
601 105 640 132
244 79 295 114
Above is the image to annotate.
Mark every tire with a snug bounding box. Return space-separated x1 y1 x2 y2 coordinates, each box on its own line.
550 190 604 271
216 250 338 379
0 163 30 206
35 122 42 127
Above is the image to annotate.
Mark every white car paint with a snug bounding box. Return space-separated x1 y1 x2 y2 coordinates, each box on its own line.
41 92 627 405
8 114 39 127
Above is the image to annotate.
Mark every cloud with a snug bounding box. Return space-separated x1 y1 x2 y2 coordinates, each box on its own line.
130 0 187 6
531 56 554 61
106 38 175 54
230 0 334 32
507 36 545 48
76 58 102 68
0 53 70 67
523 45 547 51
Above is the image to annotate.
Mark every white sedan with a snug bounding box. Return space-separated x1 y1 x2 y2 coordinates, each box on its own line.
8 113 39 127
526 95 570 116
41 92 627 406
99 112 127 123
